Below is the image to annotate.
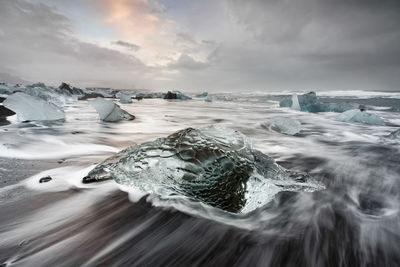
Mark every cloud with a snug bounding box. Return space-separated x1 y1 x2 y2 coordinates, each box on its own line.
113 40 141 51
167 54 209 70
0 0 149 88
1 0 399 91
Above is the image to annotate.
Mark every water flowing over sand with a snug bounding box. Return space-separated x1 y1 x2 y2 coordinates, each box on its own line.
0 91 400 266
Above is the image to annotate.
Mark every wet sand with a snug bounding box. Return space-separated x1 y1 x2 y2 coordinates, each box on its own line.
0 158 70 188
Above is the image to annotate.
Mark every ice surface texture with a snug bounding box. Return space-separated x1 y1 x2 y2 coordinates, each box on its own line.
387 129 400 139
85 126 323 213
116 92 133 103
335 109 385 125
3 92 65 121
266 117 302 135
89 98 135 122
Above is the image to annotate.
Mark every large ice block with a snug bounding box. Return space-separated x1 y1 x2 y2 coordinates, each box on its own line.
84 126 324 213
3 92 65 121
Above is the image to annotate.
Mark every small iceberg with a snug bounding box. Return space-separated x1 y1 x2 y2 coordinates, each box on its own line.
195 92 208 98
3 92 65 121
116 91 133 104
89 98 135 122
164 91 191 100
335 109 385 125
266 117 302 135
387 129 400 139
280 92 355 113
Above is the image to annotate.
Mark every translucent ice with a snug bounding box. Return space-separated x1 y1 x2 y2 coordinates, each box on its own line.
387 128 400 139
195 92 208 98
335 109 385 125
89 98 135 122
291 94 301 111
3 92 65 121
84 126 324 213
116 91 133 103
267 117 302 135
280 92 355 113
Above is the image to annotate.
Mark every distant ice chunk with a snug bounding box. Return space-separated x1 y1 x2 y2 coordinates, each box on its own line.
164 91 191 100
29 82 46 88
280 91 355 113
3 92 65 121
92 88 114 98
266 117 302 135
116 91 133 103
387 129 400 139
195 92 208 98
335 109 385 125
89 98 135 122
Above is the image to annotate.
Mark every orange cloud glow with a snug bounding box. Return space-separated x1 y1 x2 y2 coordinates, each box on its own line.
88 0 174 64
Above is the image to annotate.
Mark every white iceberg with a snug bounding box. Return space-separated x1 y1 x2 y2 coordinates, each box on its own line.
116 91 133 103
335 109 385 125
3 92 65 121
89 98 135 122
267 117 302 135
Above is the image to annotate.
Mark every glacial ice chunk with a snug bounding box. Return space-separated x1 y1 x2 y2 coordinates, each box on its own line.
89 98 135 122
116 91 133 103
266 117 302 135
387 129 400 139
84 126 324 213
280 92 355 113
195 92 208 98
3 92 65 121
291 94 301 111
335 109 385 125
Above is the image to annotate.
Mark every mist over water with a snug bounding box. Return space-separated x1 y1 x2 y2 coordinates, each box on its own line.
1 92 400 266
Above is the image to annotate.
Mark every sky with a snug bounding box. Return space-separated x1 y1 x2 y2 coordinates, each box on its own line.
0 0 399 92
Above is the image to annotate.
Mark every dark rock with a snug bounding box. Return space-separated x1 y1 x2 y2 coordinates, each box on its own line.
79 93 104 100
71 87 84 95
164 91 191 100
0 97 6 103
164 91 178 99
39 176 52 183
0 105 15 117
82 175 113 184
59 82 73 93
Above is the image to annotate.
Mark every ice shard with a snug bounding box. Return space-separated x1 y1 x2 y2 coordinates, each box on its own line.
89 98 135 122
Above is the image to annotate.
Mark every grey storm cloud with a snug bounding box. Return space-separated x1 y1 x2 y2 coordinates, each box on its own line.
113 40 141 51
216 0 400 90
168 54 209 70
0 0 148 88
